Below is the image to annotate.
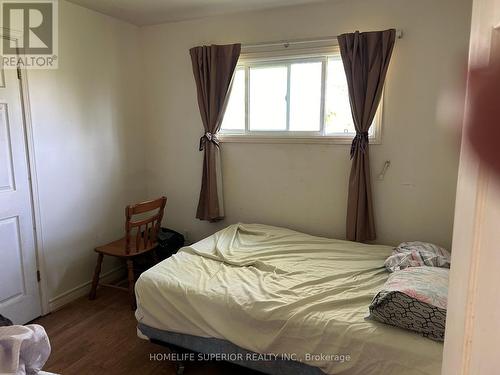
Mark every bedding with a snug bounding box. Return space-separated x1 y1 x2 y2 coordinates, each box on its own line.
0 324 51 374
135 223 443 375
368 267 448 341
385 241 451 272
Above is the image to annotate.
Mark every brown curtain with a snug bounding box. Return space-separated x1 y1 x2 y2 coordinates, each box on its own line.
338 29 396 242
190 44 241 222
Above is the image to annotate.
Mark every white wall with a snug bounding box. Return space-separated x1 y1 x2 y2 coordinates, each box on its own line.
28 0 146 305
139 0 472 249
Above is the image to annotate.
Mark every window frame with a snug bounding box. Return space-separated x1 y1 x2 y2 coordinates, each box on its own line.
218 45 384 145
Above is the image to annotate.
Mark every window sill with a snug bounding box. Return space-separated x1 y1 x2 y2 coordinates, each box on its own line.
218 134 381 145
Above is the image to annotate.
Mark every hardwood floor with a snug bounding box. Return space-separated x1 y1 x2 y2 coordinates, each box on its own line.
33 287 260 375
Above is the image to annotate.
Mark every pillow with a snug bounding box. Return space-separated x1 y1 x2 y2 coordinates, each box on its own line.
368 266 448 341
385 241 451 272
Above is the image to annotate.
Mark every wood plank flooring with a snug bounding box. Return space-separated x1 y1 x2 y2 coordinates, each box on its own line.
33 287 259 375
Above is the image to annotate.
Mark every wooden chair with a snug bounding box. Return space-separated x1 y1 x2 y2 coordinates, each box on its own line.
88 196 167 309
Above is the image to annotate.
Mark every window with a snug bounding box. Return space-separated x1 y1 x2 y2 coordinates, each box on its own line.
219 44 383 143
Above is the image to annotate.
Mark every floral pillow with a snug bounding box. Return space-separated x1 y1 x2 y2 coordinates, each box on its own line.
384 241 451 272
369 266 448 341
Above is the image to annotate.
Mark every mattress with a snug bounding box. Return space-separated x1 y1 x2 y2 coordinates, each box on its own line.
135 223 443 375
138 324 323 375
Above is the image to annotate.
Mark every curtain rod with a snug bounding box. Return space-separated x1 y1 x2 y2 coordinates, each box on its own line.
242 29 403 49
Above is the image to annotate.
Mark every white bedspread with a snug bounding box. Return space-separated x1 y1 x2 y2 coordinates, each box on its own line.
135 223 443 375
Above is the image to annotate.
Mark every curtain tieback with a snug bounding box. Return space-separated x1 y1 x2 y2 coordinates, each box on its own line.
199 132 220 151
350 131 369 159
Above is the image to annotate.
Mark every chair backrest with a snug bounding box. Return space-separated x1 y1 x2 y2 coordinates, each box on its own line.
125 196 167 255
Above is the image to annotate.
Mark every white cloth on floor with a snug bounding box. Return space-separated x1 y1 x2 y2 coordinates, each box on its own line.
0 324 51 375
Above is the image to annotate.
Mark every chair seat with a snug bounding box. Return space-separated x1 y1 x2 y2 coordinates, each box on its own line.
95 237 157 257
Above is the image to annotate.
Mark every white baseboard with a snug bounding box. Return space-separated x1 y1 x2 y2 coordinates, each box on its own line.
48 266 125 312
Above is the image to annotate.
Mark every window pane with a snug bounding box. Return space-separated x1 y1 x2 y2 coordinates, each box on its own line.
290 62 322 131
325 56 377 136
221 69 245 130
324 56 356 135
249 66 287 131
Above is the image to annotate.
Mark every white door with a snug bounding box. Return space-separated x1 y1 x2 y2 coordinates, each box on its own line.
0 58 41 324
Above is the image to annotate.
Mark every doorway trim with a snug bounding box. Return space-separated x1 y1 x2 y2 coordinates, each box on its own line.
19 65 50 316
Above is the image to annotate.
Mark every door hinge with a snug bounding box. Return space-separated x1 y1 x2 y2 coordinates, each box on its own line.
36 270 41 282
17 66 21 80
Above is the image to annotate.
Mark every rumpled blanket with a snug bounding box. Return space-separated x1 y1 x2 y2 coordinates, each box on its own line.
136 223 444 375
0 325 51 375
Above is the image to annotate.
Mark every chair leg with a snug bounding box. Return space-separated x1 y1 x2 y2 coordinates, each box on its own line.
89 253 104 300
127 259 136 310
152 249 159 264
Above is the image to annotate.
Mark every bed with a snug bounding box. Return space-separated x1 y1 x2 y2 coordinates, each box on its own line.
135 223 443 375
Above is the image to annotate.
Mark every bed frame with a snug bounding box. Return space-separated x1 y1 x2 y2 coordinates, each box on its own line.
138 323 323 375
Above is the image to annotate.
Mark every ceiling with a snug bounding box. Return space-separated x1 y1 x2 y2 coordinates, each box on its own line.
67 0 328 26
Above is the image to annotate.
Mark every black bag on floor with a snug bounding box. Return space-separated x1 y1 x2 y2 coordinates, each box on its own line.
156 228 185 260
133 228 185 275
0 314 12 326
